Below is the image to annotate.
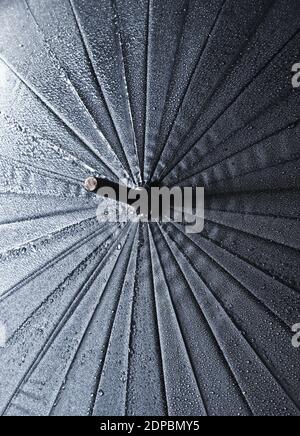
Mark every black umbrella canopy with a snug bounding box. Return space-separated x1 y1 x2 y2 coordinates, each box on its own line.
0 0 299 417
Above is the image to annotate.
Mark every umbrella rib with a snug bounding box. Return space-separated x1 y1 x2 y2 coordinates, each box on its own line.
124 224 141 416
111 0 142 186
158 0 275 184
68 0 137 185
169 223 298 332
169 117 300 186
205 186 300 198
0 218 105 304
0 154 83 185
157 224 254 416
204 215 300 252
0 109 99 177
142 0 152 185
144 0 190 183
48 226 132 416
148 224 208 417
148 0 228 183
169 88 294 185
5 225 119 347
176 197 300 252
200 226 300 300
159 26 300 183
204 206 300 223
199 234 299 329
0 214 98 265
23 0 132 184
0 205 96 228
204 155 300 192
0 225 126 416
146 224 169 416
0 189 84 200
89 225 139 416
0 157 90 198
2 234 115 413
162 223 300 414
0 56 122 183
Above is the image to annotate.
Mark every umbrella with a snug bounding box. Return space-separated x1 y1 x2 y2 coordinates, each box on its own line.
0 0 299 417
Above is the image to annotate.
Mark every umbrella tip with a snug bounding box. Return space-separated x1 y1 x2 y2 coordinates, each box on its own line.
84 176 98 192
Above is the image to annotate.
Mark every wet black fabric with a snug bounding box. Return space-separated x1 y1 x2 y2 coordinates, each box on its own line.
0 0 299 416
